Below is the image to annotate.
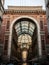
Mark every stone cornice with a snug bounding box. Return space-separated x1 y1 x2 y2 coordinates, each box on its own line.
4 9 46 15
4 6 46 14
8 6 42 11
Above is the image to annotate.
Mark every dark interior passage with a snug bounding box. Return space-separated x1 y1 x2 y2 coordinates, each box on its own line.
10 18 39 65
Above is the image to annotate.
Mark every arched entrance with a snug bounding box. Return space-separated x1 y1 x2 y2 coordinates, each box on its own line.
8 16 42 62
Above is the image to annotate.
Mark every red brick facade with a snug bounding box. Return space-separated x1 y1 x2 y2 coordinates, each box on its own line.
1 6 49 56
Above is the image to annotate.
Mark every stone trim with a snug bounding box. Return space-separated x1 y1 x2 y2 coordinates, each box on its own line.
4 9 46 15
8 16 42 59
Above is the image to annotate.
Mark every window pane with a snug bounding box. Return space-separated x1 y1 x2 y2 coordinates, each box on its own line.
21 21 28 29
29 30 33 35
16 27 21 32
30 23 35 30
15 23 20 29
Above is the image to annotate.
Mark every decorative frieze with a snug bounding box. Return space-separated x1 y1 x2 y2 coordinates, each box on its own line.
4 10 46 15
4 6 46 15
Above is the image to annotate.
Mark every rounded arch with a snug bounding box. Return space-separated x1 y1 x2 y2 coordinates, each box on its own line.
8 16 42 58
10 16 40 29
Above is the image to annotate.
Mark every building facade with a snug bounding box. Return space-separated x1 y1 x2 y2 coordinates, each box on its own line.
0 0 4 27
1 6 49 61
0 0 4 55
45 0 49 35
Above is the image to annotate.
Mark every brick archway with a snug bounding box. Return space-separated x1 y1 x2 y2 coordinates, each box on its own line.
8 16 42 59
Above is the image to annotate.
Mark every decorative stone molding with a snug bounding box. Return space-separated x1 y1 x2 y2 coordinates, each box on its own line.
4 10 46 14
4 6 46 15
